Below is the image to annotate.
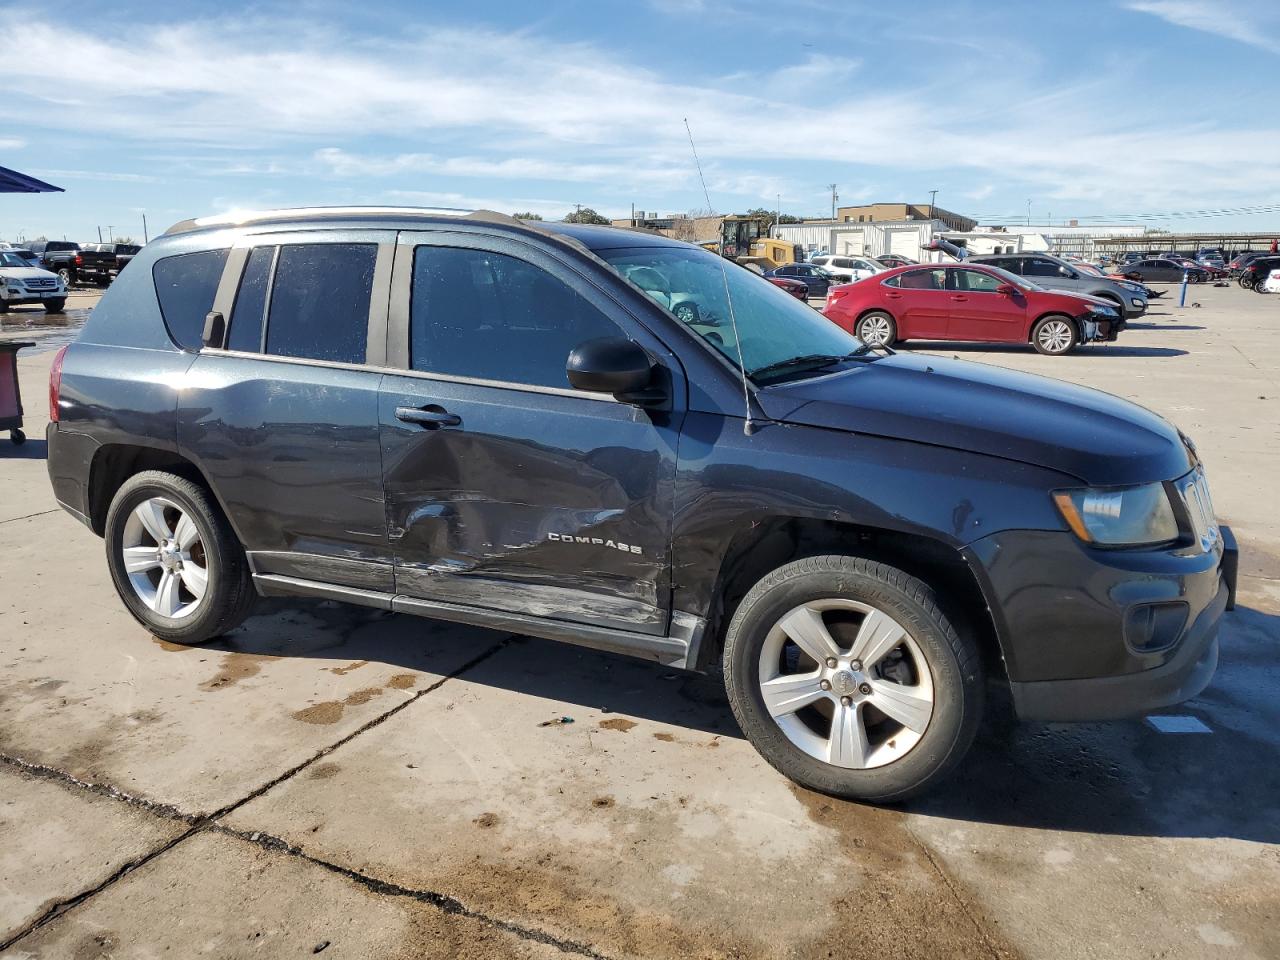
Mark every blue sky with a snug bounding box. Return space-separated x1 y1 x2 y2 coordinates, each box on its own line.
2 0 1278 242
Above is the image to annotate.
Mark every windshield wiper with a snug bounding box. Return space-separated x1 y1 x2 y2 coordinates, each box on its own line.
748 352 862 381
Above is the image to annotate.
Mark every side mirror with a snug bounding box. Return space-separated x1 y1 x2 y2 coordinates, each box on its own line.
566 337 663 405
996 283 1017 296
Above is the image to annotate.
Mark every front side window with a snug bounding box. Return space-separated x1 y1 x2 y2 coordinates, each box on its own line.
1024 258 1065 278
952 269 1002 293
598 246 863 383
152 248 230 350
410 246 623 388
265 243 376 364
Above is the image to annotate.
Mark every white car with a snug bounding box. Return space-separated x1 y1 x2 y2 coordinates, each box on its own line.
1261 268 1280 294
0 250 68 313
809 254 885 283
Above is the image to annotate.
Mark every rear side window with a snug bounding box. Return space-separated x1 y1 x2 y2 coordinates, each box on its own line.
152 248 230 350
227 246 275 353
409 246 622 388
887 268 946 290
265 243 376 364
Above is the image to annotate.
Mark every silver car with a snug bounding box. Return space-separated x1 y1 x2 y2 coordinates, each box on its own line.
969 252 1147 319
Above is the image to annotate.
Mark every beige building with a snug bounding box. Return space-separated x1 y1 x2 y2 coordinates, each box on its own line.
609 214 722 244
835 202 976 232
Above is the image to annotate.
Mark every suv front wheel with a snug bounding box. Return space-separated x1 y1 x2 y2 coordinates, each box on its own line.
104 471 256 644
723 555 983 803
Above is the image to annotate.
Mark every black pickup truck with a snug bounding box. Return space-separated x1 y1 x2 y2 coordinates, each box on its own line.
25 240 82 285
79 243 141 284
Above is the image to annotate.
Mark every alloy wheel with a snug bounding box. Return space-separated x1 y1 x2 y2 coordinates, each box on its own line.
757 599 935 769
859 315 893 346
120 496 209 619
1037 319 1073 353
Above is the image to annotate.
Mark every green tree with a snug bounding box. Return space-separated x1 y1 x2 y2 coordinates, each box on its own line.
563 206 610 225
744 207 802 232
511 212 543 221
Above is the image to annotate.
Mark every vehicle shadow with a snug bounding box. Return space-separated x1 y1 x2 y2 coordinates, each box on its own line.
1125 322 1205 331
0 438 47 460
209 596 1279 844
907 342 1190 358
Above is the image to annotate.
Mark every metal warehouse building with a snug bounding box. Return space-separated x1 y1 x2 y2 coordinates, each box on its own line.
774 219 949 261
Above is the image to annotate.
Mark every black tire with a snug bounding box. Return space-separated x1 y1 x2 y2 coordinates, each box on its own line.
1239 273 1255 290
1255 279 1272 295
1031 314 1079 355
722 555 984 803
0 300 8 314
44 299 66 313
104 470 256 644
855 310 897 347
10 429 25 445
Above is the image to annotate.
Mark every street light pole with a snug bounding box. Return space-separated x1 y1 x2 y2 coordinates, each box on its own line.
928 189 938 222
828 183 838 220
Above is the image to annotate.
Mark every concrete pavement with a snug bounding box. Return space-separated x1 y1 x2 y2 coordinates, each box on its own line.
0 283 1276 958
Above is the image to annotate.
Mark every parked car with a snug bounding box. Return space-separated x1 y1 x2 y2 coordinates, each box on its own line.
809 254 884 283
1121 259 1208 284
1229 251 1274 283
1119 252 1143 266
0 250 67 312
1258 267 1280 294
823 263 1124 355
767 275 808 300
1076 262 1160 301
1240 256 1280 291
968 252 1147 318
874 254 916 269
1197 253 1226 270
765 262 835 298
45 207 1236 803
77 242 140 285
24 240 82 286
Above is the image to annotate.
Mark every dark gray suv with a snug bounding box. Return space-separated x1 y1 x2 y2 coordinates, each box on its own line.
970 252 1148 319
45 207 1237 802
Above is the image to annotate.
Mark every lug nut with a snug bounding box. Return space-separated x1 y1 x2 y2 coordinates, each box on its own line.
850 659 862 671
825 658 837 668
859 682 872 695
819 679 831 691
840 696 852 706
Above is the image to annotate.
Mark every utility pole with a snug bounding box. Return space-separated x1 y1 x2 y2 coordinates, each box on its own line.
97 225 102 242
142 213 149 243
1026 199 1032 226
928 189 938 222
106 225 114 243
828 183 838 220
776 193 781 236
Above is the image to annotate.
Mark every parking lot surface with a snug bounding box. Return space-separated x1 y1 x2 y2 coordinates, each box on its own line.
1 285 1277 959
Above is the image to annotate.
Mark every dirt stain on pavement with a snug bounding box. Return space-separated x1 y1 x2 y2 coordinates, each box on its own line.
653 732 676 742
598 717 637 733
343 686 384 706
472 812 499 829
789 785 1021 959
308 762 342 780
292 702 344 725
152 638 192 653
386 673 417 689
591 796 616 809
329 660 369 676
200 653 275 691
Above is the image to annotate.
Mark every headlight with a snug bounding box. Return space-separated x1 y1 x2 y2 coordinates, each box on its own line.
1091 304 1118 316
1131 297 1143 307
1052 483 1178 547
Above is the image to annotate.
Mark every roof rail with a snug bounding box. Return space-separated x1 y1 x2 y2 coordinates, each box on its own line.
161 205 478 237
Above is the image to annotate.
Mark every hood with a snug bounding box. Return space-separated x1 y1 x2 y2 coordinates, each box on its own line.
0 266 60 282
757 353 1192 485
1045 289 1116 310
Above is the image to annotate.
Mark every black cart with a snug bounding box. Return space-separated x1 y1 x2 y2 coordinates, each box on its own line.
0 340 35 445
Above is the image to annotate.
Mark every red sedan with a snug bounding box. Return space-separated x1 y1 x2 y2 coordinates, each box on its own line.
767 275 808 300
822 263 1124 356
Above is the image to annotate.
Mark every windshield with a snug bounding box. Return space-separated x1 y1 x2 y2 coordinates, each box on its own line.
980 263 1042 292
0 252 32 268
599 246 866 383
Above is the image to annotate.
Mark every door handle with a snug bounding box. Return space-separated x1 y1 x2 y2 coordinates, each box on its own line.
885 292 903 299
950 295 968 301
395 405 461 429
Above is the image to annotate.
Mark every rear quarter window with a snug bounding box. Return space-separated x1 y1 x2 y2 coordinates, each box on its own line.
152 248 230 350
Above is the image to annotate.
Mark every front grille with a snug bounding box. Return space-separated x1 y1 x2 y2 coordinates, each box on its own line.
24 279 57 290
1178 469 1219 551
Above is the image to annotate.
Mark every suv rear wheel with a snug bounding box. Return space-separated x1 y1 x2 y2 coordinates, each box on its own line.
722 555 983 803
104 471 256 644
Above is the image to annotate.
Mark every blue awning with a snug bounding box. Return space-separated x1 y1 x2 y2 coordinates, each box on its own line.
0 165 63 193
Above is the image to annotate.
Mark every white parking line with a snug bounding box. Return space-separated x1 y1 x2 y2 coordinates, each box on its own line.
1146 715 1212 734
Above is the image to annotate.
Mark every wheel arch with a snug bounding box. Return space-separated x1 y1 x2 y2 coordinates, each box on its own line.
1027 310 1080 342
87 443 219 537
693 515 1007 685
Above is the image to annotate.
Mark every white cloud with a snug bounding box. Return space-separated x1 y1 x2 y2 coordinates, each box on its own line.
1125 1 1280 54
0 138 26 150
0 13 1276 218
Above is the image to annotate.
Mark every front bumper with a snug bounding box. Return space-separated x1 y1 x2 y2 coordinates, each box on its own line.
965 524 1237 722
2 288 65 305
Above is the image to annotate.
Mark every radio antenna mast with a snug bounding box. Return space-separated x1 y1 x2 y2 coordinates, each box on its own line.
683 117 756 436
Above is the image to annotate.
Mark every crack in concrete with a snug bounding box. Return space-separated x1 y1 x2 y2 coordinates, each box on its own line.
0 633 536 953
906 824 1010 960
0 508 58 525
214 825 614 960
